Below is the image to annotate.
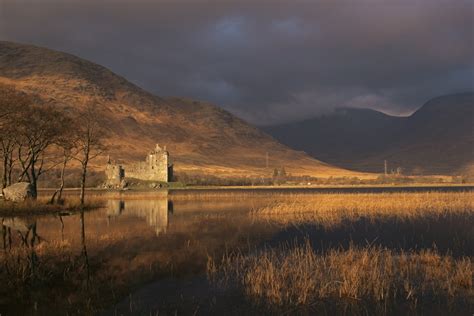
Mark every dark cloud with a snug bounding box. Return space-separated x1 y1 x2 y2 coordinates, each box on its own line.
1 0 473 124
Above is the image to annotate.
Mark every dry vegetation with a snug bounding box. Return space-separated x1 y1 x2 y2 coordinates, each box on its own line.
253 192 473 226
208 240 473 312
207 191 474 313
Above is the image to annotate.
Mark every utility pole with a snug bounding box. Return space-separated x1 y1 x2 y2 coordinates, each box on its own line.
384 160 388 176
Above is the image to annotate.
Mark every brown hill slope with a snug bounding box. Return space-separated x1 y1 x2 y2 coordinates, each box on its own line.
264 93 474 175
0 41 360 179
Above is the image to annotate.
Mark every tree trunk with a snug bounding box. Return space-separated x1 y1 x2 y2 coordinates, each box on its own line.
1 144 14 189
51 155 68 204
79 144 90 206
6 155 13 187
57 158 67 203
2 157 7 190
79 162 88 206
30 159 38 199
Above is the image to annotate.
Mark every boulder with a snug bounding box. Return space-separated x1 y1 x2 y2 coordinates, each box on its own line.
2 182 34 202
120 180 128 189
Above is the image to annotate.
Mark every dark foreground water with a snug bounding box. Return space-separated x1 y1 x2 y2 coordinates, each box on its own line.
0 187 473 315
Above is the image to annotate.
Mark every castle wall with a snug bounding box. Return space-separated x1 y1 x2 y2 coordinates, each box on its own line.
105 144 173 184
125 159 169 182
105 163 125 188
124 145 172 182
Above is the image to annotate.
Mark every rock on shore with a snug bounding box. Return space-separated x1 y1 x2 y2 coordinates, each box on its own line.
2 182 34 202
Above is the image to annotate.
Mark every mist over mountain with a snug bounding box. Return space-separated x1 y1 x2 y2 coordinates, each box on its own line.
264 93 474 175
0 41 358 179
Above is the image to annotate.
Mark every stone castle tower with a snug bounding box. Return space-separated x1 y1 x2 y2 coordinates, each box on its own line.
104 144 173 188
104 157 125 188
127 144 173 182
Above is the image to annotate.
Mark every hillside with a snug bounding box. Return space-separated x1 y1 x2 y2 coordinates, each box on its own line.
264 93 474 175
0 41 361 179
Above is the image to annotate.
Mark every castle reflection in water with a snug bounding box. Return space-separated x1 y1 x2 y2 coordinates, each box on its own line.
106 196 173 235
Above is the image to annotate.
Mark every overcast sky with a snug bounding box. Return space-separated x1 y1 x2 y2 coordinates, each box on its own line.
1 0 473 124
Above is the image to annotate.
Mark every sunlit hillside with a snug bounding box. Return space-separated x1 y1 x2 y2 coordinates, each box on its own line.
0 41 365 179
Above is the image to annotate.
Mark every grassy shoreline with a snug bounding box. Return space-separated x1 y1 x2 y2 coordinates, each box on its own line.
35 182 474 193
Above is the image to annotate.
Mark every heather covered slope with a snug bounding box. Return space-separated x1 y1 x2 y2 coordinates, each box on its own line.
265 93 474 175
0 41 359 178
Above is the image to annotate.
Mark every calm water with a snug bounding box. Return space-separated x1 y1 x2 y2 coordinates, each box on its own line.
1 190 279 315
1 187 473 315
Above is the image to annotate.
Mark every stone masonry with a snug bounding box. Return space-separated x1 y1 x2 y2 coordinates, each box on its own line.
105 144 173 188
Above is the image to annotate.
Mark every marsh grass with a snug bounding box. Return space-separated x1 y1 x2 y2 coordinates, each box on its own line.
253 192 473 226
208 239 473 313
206 191 474 313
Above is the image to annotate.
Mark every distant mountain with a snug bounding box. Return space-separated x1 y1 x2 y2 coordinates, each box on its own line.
264 93 474 175
0 41 359 178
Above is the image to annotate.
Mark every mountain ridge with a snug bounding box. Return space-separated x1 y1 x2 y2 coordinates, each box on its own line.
264 93 474 175
0 41 363 179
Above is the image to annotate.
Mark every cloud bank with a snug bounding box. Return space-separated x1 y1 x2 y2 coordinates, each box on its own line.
1 0 472 124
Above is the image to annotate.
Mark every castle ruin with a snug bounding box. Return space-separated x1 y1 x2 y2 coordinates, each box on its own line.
105 144 173 188
105 160 125 188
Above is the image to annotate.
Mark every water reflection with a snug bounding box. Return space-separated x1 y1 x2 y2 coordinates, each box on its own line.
106 197 172 235
1 217 39 249
0 194 272 315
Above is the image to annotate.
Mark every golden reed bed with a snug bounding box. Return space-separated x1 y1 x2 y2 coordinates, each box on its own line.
208 240 473 311
252 192 473 226
208 191 474 312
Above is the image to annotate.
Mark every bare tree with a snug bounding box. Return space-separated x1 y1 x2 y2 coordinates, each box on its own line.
15 105 70 198
50 119 77 204
0 85 31 189
73 104 106 206
1 128 17 189
49 146 75 204
71 104 105 287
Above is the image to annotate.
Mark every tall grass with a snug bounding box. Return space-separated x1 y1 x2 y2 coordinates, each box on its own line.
253 192 473 226
208 239 473 312
207 191 474 313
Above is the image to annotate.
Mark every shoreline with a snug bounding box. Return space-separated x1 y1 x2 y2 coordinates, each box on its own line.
36 183 474 193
